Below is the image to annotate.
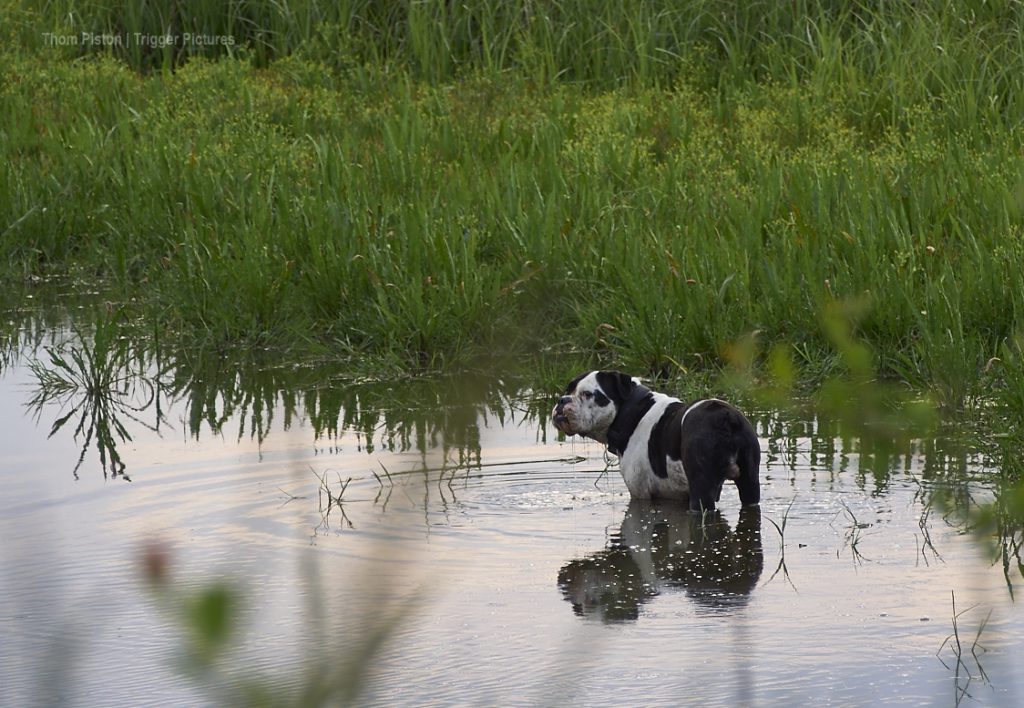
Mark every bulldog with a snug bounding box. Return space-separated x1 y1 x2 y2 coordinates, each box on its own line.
552 371 760 512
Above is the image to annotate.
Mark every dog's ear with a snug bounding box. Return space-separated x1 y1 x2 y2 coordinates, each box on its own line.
563 371 589 395
594 370 637 406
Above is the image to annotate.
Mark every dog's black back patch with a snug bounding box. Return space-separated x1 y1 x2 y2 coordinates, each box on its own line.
648 402 684 478
604 374 654 456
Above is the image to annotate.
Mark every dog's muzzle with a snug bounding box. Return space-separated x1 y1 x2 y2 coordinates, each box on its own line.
552 396 573 434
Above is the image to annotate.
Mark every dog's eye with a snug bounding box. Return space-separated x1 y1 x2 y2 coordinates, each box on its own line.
581 391 593 400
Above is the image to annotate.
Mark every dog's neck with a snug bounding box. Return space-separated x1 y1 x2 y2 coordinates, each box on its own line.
606 384 654 456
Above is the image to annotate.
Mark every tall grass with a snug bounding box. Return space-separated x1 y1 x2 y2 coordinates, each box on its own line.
8 1 1024 93
2 1 1024 409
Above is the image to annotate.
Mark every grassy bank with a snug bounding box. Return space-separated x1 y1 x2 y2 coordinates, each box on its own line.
3 1 1024 412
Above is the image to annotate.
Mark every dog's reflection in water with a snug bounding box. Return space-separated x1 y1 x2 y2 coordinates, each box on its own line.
558 500 763 622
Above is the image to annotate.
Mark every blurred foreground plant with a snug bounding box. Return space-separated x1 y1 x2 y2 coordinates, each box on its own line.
722 298 1024 589
722 297 938 447
140 539 410 707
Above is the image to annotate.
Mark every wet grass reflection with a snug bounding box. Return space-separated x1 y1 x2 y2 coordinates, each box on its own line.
26 324 542 479
26 317 165 480
21 312 1024 596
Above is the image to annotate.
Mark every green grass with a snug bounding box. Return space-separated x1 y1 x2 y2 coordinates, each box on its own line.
3 0 1024 412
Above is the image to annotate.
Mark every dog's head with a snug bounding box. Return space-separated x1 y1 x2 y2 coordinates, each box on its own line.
551 370 642 444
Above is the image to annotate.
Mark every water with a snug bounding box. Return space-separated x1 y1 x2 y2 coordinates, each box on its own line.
1 331 1022 707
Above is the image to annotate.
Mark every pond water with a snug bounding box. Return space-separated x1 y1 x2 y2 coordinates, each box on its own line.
1 329 1022 707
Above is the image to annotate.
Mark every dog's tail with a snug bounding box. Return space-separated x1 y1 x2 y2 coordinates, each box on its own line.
726 453 741 479
722 407 761 506
713 406 755 482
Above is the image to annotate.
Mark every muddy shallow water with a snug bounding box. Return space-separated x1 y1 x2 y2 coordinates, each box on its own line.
1 336 1022 707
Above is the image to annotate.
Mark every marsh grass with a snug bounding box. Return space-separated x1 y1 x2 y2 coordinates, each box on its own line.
9 0 1024 571
835 497 874 565
4 2 1024 405
314 467 354 531
937 590 992 706
764 496 796 589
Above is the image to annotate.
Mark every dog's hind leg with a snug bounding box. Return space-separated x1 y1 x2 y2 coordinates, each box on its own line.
687 476 719 513
734 447 761 506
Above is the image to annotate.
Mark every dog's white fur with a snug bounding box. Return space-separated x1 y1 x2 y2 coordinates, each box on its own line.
617 395 690 499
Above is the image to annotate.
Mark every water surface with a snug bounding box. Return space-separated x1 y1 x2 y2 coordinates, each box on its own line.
1 331 1021 707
